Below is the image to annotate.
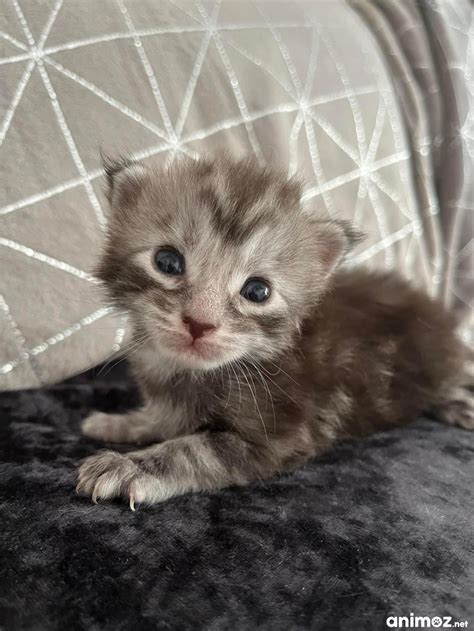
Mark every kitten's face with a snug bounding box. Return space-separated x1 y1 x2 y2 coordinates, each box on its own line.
98 155 356 372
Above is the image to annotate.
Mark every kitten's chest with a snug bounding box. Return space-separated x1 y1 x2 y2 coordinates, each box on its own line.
132 349 218 414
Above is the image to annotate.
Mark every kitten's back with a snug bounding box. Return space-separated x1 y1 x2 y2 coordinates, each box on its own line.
304 268 467 435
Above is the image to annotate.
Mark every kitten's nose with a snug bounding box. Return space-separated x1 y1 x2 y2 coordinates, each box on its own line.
182 316 217 340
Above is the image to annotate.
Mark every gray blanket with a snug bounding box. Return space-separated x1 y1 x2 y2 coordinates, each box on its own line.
0 364 473 630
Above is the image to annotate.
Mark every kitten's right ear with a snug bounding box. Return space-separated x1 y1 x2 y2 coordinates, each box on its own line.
101 152 148 208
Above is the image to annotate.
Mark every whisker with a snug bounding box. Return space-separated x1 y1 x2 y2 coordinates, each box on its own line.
95 354 129 378
246 358 276 434
224 364 233 409
230 362 243 413
95 333 149 377
237 360 268 444
219 365 225 393
263 360 301 387
254 359 302 409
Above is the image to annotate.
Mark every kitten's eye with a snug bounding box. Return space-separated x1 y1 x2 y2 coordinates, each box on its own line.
240 278 271 303
154 249 185 275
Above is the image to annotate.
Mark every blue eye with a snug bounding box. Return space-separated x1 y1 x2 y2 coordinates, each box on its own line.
241 278 271 303
154 249 185 275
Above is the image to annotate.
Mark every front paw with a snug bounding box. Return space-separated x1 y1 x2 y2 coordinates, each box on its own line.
76 450 171 509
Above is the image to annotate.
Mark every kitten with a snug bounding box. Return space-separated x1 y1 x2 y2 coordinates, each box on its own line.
77 154 473 509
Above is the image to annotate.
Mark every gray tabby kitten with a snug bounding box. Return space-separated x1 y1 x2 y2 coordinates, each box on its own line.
77 155 473 509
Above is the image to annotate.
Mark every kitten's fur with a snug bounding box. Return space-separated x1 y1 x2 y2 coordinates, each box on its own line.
77 154 473 509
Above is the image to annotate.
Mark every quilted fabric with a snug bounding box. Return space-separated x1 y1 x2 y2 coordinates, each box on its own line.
0 364 473 630
0 0 472 389
352 0 474 335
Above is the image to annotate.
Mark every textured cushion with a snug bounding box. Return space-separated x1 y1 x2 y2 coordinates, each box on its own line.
0 0 472 389
0 364 472 629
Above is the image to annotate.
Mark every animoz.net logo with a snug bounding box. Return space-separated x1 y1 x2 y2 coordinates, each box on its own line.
386 614 469 628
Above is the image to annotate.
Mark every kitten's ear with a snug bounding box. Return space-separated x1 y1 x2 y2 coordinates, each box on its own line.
101 152 148 208
311 219 365 273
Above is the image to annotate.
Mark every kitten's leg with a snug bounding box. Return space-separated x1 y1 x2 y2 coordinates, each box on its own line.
81 409 163 445
77 430 309 508
82 400 192 444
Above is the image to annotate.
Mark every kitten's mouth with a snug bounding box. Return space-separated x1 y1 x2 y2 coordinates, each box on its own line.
162 333 224 365
180 340 220 360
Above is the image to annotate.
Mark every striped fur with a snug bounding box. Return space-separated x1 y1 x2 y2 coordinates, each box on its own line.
78 155 472 508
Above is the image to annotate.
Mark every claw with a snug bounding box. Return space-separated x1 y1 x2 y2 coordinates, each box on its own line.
129 494 136 512
92 488 99 504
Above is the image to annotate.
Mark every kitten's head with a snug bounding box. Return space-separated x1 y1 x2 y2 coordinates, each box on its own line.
98 154 361 371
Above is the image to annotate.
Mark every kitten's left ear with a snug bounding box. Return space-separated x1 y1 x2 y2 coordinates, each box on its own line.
101 152 149 207
311 219 365 273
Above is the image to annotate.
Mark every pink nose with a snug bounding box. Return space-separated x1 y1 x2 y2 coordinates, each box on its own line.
182 316 217 340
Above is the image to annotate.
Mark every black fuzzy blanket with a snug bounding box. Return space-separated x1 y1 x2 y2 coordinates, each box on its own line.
0 365 473 631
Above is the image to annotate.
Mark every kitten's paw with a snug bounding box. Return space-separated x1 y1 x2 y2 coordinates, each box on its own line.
76 450 172 509
81 412 131 443
434 387 474 430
